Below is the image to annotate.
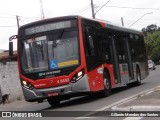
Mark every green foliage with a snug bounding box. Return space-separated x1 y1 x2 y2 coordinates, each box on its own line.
142 24 160 63
144 30 160 63
142 24 160 36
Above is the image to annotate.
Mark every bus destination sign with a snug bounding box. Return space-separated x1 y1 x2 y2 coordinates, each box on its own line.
25 21 71 35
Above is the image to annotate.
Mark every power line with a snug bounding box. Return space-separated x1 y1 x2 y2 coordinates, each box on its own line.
94 7 105 19
0 25 17 27
97 12 105 19
0 16 15 19
0 12 39 20
126 18 160 22
94 0 112 15
70 4 91 15
91 0 112 19
0 12 16 16
129 12 153 27
105 5 160 10
19 16 40 20
75 6 90 14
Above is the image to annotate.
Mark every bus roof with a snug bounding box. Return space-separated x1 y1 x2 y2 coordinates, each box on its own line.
19 15 142 35
81 16 142 35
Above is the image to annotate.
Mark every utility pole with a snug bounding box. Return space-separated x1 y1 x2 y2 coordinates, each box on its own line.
40 0 45 19
121 17 124 26
16 15 20 29
91 0 95 19
91 0 111 19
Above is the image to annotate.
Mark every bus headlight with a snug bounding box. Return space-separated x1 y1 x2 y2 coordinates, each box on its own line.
22 80 34 90
78 71 83 77
71 69 84 83
22 81 27 85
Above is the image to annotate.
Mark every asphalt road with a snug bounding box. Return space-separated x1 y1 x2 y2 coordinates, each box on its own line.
15 65 160 120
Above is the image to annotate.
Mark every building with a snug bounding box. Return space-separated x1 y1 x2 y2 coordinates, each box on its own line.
0 50 17 64
0 51 23 102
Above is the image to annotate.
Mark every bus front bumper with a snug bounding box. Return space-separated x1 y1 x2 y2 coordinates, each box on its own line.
22 75 90 102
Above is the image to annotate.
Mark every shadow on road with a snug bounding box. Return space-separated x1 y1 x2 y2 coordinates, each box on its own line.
112 82 145 94
41 82 144 111
42 94 105 111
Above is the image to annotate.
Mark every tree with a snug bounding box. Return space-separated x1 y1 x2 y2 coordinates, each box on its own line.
142 24 160 64
142 24 159 37
145 31 160 63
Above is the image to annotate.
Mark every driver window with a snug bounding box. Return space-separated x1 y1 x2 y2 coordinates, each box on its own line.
86 27 95 56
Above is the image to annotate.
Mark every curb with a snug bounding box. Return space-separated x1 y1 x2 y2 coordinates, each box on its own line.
76 86 160 119
111 86 160 111
112 106 160 111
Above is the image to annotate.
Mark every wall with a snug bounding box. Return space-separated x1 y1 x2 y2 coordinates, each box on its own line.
0 62 24 102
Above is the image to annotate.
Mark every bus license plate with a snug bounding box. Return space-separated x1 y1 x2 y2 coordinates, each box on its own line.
47 92 59 97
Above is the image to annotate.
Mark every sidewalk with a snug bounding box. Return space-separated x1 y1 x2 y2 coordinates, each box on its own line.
0 99 37 111
111 86 160 111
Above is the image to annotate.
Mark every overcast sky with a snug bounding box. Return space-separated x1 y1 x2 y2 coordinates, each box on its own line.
0 0 160 50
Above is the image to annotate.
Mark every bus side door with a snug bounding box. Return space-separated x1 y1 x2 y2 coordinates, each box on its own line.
123 35 134 81
110 32 130 86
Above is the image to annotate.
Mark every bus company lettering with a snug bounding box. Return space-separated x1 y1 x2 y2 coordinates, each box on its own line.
34 83 46 88
57 78 69 84
46 70 61 75
39 70 60 77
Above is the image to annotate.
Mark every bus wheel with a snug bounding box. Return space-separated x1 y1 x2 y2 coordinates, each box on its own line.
136 68 141 86
102 72 111 97
47 97 60 107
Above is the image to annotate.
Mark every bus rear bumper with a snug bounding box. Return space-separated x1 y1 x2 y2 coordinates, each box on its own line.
22 75 90 102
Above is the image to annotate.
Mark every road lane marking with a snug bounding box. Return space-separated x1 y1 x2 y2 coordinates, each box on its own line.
123 117 143 120
76 117 98 119
76 85 160 119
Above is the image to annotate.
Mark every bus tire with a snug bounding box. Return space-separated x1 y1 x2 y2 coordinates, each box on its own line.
47 97 60 107
135 67 141 86
102 71 111 97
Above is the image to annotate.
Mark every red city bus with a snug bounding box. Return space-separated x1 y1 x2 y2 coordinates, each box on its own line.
9 16 149 107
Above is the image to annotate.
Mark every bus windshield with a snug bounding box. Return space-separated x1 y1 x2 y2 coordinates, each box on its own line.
20 30 79 73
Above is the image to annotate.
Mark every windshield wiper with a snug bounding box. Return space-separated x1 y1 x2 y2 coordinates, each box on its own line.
58 29 64 40
52 29 64 47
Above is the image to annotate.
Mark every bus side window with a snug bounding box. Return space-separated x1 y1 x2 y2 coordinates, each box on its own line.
88 35 95 56
86 27 95 56
130 34 136 62
83 26 100 71
99 30 111 63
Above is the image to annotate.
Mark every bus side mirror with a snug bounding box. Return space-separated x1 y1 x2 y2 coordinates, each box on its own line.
9 42 13 56
9 35 17 56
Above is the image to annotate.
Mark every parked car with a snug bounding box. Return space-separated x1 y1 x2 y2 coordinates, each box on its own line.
148 60 156 70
